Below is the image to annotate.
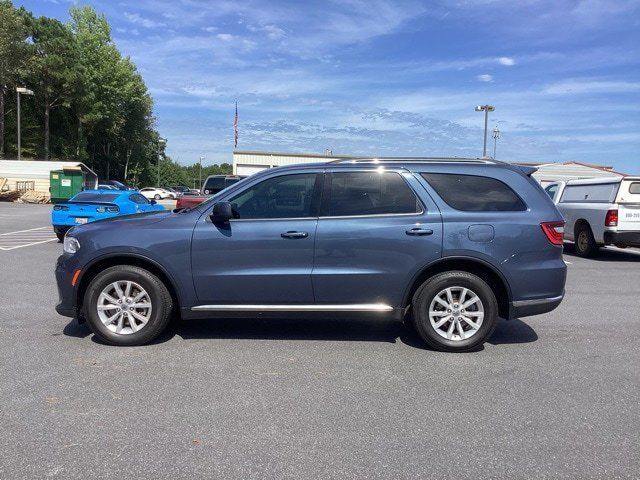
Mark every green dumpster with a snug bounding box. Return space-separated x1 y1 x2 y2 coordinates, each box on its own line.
50 169 85 204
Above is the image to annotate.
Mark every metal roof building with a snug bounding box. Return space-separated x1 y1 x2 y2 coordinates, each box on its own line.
232 151 627 183
0 160 98 193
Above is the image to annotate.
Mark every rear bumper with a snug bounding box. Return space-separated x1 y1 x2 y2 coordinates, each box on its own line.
603 231 640 247
510 293 564 318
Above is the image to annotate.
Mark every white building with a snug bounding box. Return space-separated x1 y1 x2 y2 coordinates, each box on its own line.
0 160 98 192
232 151 627 183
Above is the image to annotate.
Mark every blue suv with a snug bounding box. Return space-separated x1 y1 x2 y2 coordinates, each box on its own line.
55 158 566 352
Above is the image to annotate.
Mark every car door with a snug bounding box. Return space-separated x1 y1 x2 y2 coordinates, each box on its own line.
312 169 442 308
191 171 322 305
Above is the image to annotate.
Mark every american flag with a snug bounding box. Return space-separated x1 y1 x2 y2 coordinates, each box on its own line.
233 101 238 148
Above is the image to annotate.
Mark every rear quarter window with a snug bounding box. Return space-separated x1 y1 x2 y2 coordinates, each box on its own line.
421 173 526 211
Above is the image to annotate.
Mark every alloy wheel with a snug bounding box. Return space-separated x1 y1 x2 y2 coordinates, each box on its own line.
96 281 152 335
428 286 484 341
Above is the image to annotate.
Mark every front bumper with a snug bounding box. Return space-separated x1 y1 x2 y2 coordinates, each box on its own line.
55 254 79 318
510 292 564 318
603 231 640 247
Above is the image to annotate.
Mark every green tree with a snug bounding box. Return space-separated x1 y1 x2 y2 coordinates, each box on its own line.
26 15 82 159
0 1 29 157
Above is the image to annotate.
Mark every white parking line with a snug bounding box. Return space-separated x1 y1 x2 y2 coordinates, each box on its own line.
0 226 58 251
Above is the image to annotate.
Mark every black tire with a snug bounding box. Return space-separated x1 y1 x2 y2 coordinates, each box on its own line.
83 265 173 346
412 271 499 352
154 194 161 200
574 223 599 257
55 231 65 242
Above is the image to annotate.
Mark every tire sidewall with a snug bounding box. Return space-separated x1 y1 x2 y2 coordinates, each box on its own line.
413 272 498 352
84 267 169 346
575 225 596 257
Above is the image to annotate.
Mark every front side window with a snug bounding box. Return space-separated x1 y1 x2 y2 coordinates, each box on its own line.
228 173 319 219
323 171 421 217
544 184 558 199
421 173 526 211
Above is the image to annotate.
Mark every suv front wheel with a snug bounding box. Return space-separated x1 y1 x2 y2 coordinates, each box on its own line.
412 271 499 352
83 265 173 346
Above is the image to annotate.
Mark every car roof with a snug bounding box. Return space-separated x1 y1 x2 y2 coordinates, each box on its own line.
256 157 532 176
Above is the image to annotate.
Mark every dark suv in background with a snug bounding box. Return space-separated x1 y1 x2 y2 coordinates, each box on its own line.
55 158 566 352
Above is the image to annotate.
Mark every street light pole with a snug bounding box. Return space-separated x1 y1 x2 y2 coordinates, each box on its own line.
16 87 34 160
475 104 495 157
157 137 166 187
492 126 501 159
199 155 204 191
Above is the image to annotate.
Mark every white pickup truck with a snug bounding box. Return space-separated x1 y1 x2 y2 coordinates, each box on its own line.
544 176 640 257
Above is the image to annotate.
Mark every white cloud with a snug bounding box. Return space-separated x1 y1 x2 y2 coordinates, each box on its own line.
202 26 218 33
477 74 493 82
216 33 236 41
497 56 515 66
123 12 165 29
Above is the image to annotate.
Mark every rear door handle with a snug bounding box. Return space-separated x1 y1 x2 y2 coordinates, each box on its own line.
281 231 309 239
406 228 433 236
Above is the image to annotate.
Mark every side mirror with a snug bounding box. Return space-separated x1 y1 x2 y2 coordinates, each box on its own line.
210 201 233 223
150 199 157 205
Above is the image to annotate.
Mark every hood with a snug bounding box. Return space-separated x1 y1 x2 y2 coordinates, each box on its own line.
69 210 172 235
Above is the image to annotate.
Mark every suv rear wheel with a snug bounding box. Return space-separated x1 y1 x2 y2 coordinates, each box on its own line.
574 223 598 257
412 271 499 352
83 265 173 346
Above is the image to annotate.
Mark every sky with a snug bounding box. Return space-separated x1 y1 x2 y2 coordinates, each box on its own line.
15 0 640 172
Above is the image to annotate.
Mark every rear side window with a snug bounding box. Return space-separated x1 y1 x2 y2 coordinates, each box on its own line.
204 177 225 193
629 182 640 194
129 194 149 205
71 193 119 203
324 172 422 217
421 173 526 211
560 183 618 203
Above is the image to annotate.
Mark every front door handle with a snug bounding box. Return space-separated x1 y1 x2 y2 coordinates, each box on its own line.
406 227 433 236
281 231 309 239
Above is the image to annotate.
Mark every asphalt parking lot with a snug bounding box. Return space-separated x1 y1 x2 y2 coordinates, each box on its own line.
0 202 638 479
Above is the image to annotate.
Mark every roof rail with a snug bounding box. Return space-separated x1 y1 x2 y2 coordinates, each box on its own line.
327 157 499 165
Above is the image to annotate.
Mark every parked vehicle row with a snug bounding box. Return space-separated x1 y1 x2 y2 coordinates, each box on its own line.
55 158 567 352
544 176 640 256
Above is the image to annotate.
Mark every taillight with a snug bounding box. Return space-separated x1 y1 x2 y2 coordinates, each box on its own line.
540 221 564 246
605 209 618 227
53 205 69 211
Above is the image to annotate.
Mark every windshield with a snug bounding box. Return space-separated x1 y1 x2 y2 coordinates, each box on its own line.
71 192 120 203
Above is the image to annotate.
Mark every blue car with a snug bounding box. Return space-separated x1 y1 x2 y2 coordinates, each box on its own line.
52 190 164 241
55 158 566 351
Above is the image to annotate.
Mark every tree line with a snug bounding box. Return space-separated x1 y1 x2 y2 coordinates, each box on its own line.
0 1 230 187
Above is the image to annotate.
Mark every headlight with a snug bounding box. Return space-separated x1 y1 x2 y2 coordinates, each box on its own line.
63 236 80 254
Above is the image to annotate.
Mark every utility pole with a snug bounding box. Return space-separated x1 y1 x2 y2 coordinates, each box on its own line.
475 105 495 157
16 87 34 160
492 127 501 159
199 155 204 190
157 137 166 187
